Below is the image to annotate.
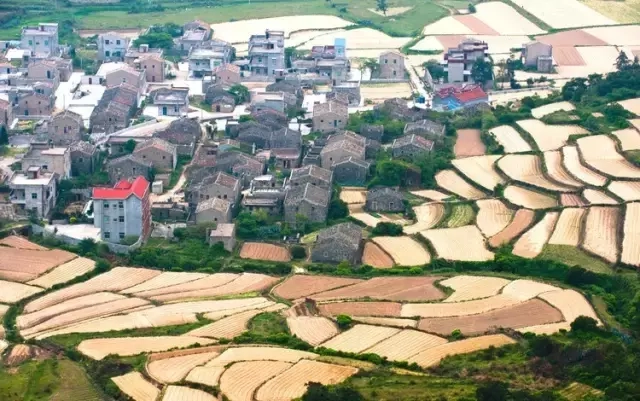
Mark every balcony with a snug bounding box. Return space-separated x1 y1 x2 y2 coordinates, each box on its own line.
9 190 26 204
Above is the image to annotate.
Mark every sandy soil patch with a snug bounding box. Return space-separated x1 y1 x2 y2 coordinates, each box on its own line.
517 120 587 151
364 329 448 362
210 15 353 43
618 98 640 115
473 2 546 35
221 360 293 401
299 28 411 50
163 386 216 401
441 275 511 303
561 146 608 187
410 189 450 201
548 208 586 246
419 299 563 336
4 344 32 366
188 305 285 340
148 351 219 383
543 150 585 188
318 301 402 317
111 372 160 401
287 316 338 346
185 366 226 388
410 36 445 52
608 181 640 201
490 89 552 106
503 185 558 209
339 188 366 204
561 194 587 207
0 248 76 283
489 125 532 153
454 129 486 157
503 279 561 300
519 322 572 335
408 334 516 368
352 316 417 328
582 206 620 263
452 155 505 191
423 17 475 35
622 202 640 266
532 101 576 119
272 275 363 300
362 241 394 268
122 272 208 294
612 128 640 150
78 336 216 360
498 154 574 192
207 347 317 367
0 236 47 250
320 324 400 353
256 359 357 401
511 0 615 29
536 29 607 47
489 208 536 247
360 83 413 101
577 135 640 178
435 170 487 200
475 199 514 238
421 225 494 262
311 276 444 302
368 7 412 17
240 242 291 262
513 212 560 258
539 289 602 325
583 189 619 205
453 15 499 35
371 236 431 266
0 280 43 304
25 257 95 289
584 25 640 46
131 273 238 299
404 202 446 234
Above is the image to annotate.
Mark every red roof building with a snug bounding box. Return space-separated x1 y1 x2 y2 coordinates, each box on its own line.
433 84 488 111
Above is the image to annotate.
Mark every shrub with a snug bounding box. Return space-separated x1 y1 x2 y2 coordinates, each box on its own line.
291 246 307 260
372 222 403 236
336 314 353 329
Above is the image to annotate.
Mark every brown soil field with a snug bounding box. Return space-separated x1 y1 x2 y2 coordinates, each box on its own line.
185 366 226 388
452 155 505 191
561 194 587 207
489 209 536 247
318 301 402 317
111 372 160 401
352 316 417 328
151 273 279 302
404 202 446 234
517 120 587 151
608 181 640 201
310 277 444 302
531 101 575 119
0 236 47 250
0 280 44 304
440 275 511 303
543 151 585 188
418 299 563 336
147 351 220 383
435 170 487 200
221 360 293 401
498 154 574 192
502 279 560 300
407 334 516 368
206 347 317 367
562 146 608 187
513 212 559 258
582 206 620 263
26 257 95 289
622 202 640 266
371 236 432 266
362 241 394 268
583 189 618 205
188 304 286 339
577 134 640 178
519 322 572 335
612 128 640 151
133 273 238 299
476 199 514 237
549 208 586 246
402 294 519 318
240 242 291 262
552 46 587 66
454 129 486 157
536 30 608 47
5 344 32 366
286 316 338 346
503 185 558 209
163 386 217 401
363 329 448 362
320 324 400 353
78 336 216 360
489 125 532 153
410 189 450 201
122 272 208 294
272 275 363 300
538 289 602 325
0 248 76 282
256 359 358 401
421 225 494 262
453 15 499 35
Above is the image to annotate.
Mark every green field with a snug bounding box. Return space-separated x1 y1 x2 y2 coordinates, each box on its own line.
537 245 613 274
445 203 475 228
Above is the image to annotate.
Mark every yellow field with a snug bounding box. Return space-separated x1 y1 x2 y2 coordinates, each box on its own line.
420 225 494 262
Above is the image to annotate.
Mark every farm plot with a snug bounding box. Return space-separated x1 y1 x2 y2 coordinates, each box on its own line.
488 125 532 153
311 276 444 302
583 189 618 205
339 188 366 204
503 185 558 209
150 273 280 302
440 275 511 303
26 257 95 289
498 154 574 192
584 23 640 43
320 324 400 353
548 208 586 246
371 236 431 266
0 280 43 304
352 316 417 328
272 275 363 300
421 225 494 262
404 202 446 234
582 206 620 263
361 242 394 268
561 194 587 207
516 120 587 151
577 135 640 178
454 129 485 157
423 17 475 35
543 150 584 188
435 170 487 200
221 361 293 401
607 181 640 201
476 199 514 237
147 351 220 383
513 212 559 258
612 128 640 151
470 1 546 35
240 242 291 262
78 336 217 360
538 289 601 325
255 359 358 401
452 155 505 191
0 235 47 250
408 334 516 368
111 372 160 401
489 208 536 247
444 204 475 228
363 330 448 362
0 247 76 282
318 302 401 317
617 97 640 115
410 189 450 201
163 386 216 401
122 272 208 294
360 83 413 101
4 344 33 366
518 322 572 335
135 273 242 299
185 366 226 388
531 101 576 118
511 0 615 29
206 347 317 367
418 299 563 336
300 28 411 50
286 316 338 346
187 305 286 339
622 202 640 266
559 382 604 401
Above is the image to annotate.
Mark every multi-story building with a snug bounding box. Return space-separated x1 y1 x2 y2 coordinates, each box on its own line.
188 40 233 78
442 38 489 84
20 142 71 180
248 30 285 77
522 41 553 73
92 176 152 243
9 167 57 218
379 50 405 79
97 32 130 61
21 23 59 58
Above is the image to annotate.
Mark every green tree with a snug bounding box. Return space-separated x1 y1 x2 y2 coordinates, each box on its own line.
335 314 353 329
362 58 380 76
471 58 493 87
468 3 477 13
476 381 509 401
133 32 173 50
376 0 388 16
229 84 250 105
290 245 307 260
616 50 631 71
371 222 403 236
123 139 137 154
423 59 445 81
0 124 8 145
328 198 348 220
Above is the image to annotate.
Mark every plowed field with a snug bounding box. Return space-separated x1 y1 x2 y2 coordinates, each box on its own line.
0 248 76 282
498 154 573 192
543 150 584 188
407 334 516 368
452 155 505 191
608 181 640 201
489 209 536 247
111 372 160 401
0 280 43 304
440 275 511 303
221 361 293 401
476 199 514 237
273 275 363 300
361 241 394 268
531 101 576 118
151 273 279 302
538 289 601 325
549 208 585 246
582 206 620 263
122 272 208 294
162 386 217 401
489 125 532 153
78 336 216 360
404 202 446 234
435 170 486 200
513 212 560 258
363 329 448 362
421 225 494 261
147 351 219 383
0 235 47 250
311 277 444 302
240 242 291 262
454 129 485 157
622 202 640 266
612 128 640 151
351 316 417 328
188 306 285 339
133 273 238 299
26 257 95 288
560 194 587 207
503 185 558 209
286 316 338 346
320 324 400 353
577 135 640 178
185 366 225 388
318 301 402 317
517 120 586 151
371 236 431 266
583 189 618 205
206 347 317 367
562 146 607 186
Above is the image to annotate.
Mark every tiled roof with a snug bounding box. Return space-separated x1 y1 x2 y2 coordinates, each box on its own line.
214 63 240 74
313 99 348 117
316 222 362 249
52 109 83 125
155 117 201 144
392 134 434 151
196 197 231 213
93 176 149 200
321 137 366 159
134 138 177 155
367 186 403 201
209 223 235 237
107 153 152 168
285 182 330 207
70 141 96 155
290 165 332 183
214 171 239 189
333 156 370 169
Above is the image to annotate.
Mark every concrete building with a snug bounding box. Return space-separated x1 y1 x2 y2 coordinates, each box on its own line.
312 100 348 133
443 38 489 84
208 223 236 251
195 197 232 224
9 167 57 218
248 30 285 77
92 176 152 243
432 84 489 112
13 91 54 117
124 44 163 67
251 91 295 114
523 41 553 73
0 98 13 127
48 110 84 146
188 40 233 78
97 32 130 61
105 65 146 91
150 87 189 116
379 50 405 79
133 138 177 171
21 143 71 180
21 23 59 58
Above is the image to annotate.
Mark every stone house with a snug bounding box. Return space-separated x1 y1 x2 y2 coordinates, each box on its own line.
105 65 146 91
106 154 152 183
97 32 130 61
184 19 211 35
272 148 301 169
360 124 384 141
391 134 434 159
0 98 12 127
208 223 236 251
48 110 84 146
252 108 288 129
270 127 302 150
69 141 98 177
138 53 165 83
241 196 282 216
403 119 446 141
154 117 201 156
379 50 405 79
151 87 189 117
320 134 366 169
284 182 330 224
374 98 424 122
250 91 295 114
51 57 72 82
331 157 370 185
213 64 241 86
90 84 138 134
195 197 232 224
366 187 405 212
21 142 71 180
235 121 272 148
14 91 53 117
209 93 235 113
133 138 177 172
289 165 333 189
266 81 303 103
311 222 363 265
523 41 553 72
312 100 348 133
219 152 265 186
27 60 59 87
187 171 241 210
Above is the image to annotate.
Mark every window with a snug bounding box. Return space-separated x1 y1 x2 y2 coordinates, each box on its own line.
118 201 123 209
223 194 227 199
116 40 121 45
103 215 109 222
28 40 33 46
42 165 48 170
118 216 124 222
132 167 136 174
104 232 111 239
105 50 110 57
31 193 37 199
393 59 397 64
119 232 125 239
63 127 67 134
385 59 388 64
142 155 146 158
44 40 48 46
105 40 110 45
104 203 109 209
78 157 83 163
162 155 166 159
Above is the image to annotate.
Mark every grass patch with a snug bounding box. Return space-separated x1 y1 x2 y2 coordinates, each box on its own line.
537 245 613 275
247 312 290 337
165 155 191 191
445 203 475 228
558 382 604 400
50 359 104 401
0 359 60 401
